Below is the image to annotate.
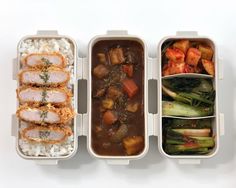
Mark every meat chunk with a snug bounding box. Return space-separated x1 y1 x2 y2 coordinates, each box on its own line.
110 124 128 143
123 136 144 155
109 48 125 65
23 52 66 68
103 110 118 126
165 48 185 63
18 67 70 87
21 125 72 144
93 64 109 79
202 59 215 76
186 48 201 67
107 86 123 100
173 40 190 54
198 44 213 60
97 53 106 64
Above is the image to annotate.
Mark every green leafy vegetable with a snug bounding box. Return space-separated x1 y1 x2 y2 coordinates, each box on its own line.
162 78 215 107
162 101 214 117
164 127 214 155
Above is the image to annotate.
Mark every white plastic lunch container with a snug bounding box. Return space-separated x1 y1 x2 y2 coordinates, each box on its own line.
155 31 225 164
11 30 82 165
11 30 224 165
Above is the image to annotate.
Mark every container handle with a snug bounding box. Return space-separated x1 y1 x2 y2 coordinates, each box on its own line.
147 57 158 136
12 58 18 80
76 57 83 80
219 113 225 136
176 31 198 37
106 159 130 165
147 113 154 136
35 160 58 165
76 114 83 136
153 113 159 136
37 30 58 35
218 57 224 80
178 159 201 165
11 114 17 137
81 113 88 136
107 30 128 35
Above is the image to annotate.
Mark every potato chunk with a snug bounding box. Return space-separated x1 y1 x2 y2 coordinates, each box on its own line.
123 136 144 155
173 40 190 54
109 48 125 65
93 64 109 79
165 48 185 63
186 48 201 67
202 59 215 76
198 44 213 60
102 99 114 109
126 102 139 112
107 86 123 100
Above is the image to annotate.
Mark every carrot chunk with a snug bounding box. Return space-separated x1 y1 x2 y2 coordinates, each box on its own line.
122 65 134 77
122 79 138 98
103 110 118 126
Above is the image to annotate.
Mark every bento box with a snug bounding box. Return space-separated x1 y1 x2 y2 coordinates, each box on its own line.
11 30 224 165
11 30 82 165
156 31 224 164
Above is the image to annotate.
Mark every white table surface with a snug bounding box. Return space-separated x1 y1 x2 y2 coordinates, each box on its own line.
0 0 236 187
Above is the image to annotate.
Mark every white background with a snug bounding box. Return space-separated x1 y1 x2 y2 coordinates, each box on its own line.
0 0 236 187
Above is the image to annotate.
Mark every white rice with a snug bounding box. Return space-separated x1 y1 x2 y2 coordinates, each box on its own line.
18 38 75 157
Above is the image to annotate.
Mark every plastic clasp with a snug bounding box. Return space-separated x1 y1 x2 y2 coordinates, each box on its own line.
107 30 128 35
35 160 58 165
12 58 18 80
11 114 17 137
219 113 225 136
218 57 224 80
178 159 201 165
176 31 198 37
37 30 58 35
106 159 130 165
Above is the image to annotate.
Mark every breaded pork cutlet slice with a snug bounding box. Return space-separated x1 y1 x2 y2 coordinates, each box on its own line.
16 104 75 125
22 52 67 68
17 86 72 107
18 67 70 87
21 124 73 144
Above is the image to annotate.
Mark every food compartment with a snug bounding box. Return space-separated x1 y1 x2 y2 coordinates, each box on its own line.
158 36 219 158
15 33 78 159
89 37 148 159
162 77 215 118
161 38 215 77
162 117 217 156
